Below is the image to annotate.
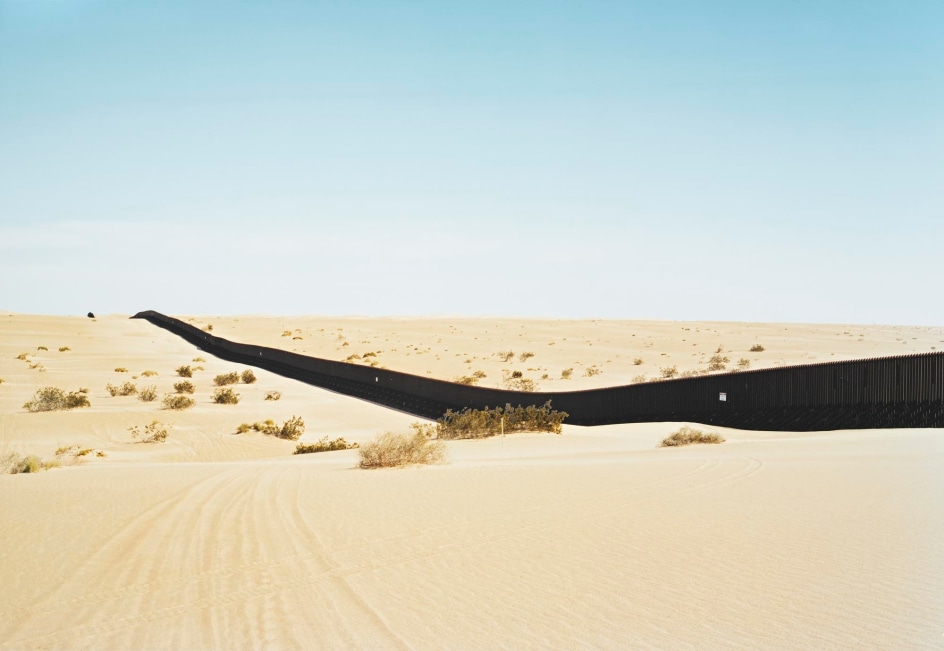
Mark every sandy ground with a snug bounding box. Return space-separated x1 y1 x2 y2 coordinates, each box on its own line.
1 313 942 649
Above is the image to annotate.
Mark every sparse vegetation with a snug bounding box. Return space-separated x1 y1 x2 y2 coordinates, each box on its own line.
141 370 158 377
472 370 486 379
660 426 725 447
138 385 158 402
212 387 240 404
106 381 137 397
264 390 281 401
584 366 601 377
173 381 195 394
438 401 567 439
282 330 292 337
660 365 679 379
114 367 128 373
58 347 70 352
175 365 193 378
214 371 239 386
519 351 534 362
497 350 515 362
631 374 647 383
23 387 91 412
192 357 206 363
561 368 573 379
237 416 305 439
162 393 195 410
15 353 30 361
737 358 751 369
129 420 169 443
1 452 43 474
707 355 730 372
502 369 536 391
357 429 445 469
633 358 644 365
750 344 765 352
294 436 358 454
455 375 479 385
37 346 48 351
241 369 257 384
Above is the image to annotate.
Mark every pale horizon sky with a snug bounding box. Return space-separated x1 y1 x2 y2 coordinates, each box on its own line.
1 1 941 324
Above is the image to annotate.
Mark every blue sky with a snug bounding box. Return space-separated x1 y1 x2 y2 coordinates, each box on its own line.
1 1 941 323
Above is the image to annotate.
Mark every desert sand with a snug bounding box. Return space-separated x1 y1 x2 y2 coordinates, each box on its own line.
1 313 942 649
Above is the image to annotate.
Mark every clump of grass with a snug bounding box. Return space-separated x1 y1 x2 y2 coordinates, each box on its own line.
173 380 195 394
212 387 240 404
472 370 486 379
175 365 193 378
138 385 158 402
114 367 128 373
214 371 239 386
358 429 445 469
37 346 48 351
737 358 751 369
750 344 765 352
660 366 678 379
129 421 169 443
438 401 567 440
282 330 292 337
237 416 305 439
631 374 647 383
561 368 573 379
0 453 43 474
140 370 158 377
162 393 195 410
633 358 644 365
660 426 725 447
241 369 257 384
264 390 281 401
294 436 358 454
54 445 98 464
584 366 601 377
106 381 138 397
23 387 91 412
497 350 515 362
519 351 534 362
707 355 730 372
59 346 70 352
192 357 206 363
15 353 30 361
454 375 479 385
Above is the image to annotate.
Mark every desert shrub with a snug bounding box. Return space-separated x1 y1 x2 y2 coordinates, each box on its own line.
162 393 195 410
236 423 251 434
358 430 445 469
24 387 90 412
28 362 45 371
192 357 206 363
42 458 62 470
707 355 730 372
660 366 678 379
193 366 205 371
37 346 48 351
1 452 45 474
114 367 128 373
454 375 479 385
173 381 195 394
59 346 70 352
106 382 137 397
438 401 567 440
472 370 486 379
561 368 573 379
212 387 240 404
660 426 725 447
294 436 358 454
497 350 515 362
129 420 169 443
282 330 292 337
214 372 239 386
519 352 534 362
240 369 257 384
737 358 751 369
15 353 30 360
584 366 601 377
750 344 765 352
277 415 304 440
631 374 647 383
140 370 158 377
264 391 281 401
204 324 213 331
502 370 536 392
138 385 158 402
175 365 193 378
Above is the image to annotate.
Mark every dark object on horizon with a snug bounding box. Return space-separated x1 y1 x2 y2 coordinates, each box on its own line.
87 312 95 318
132 310 944 432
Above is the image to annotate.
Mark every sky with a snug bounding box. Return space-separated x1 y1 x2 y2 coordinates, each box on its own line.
1 1 941 324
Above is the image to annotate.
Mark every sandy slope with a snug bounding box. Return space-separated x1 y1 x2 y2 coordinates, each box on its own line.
1 314 942 649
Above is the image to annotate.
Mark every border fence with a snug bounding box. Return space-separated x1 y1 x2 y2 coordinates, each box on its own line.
133 311 944 431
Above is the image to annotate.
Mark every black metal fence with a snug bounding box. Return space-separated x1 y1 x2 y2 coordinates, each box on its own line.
133 311 944 431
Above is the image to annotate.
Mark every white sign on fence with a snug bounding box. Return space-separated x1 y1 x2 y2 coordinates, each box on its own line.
719 392 727 402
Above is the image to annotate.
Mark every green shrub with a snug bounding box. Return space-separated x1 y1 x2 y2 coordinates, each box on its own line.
175 365 193 378
264 391 281 401
660 426 725 447
214 372 239 386
162 393 195 410
106 382 137 397
173 381 195 394
750 344 765 352
294 436 358 454
212 387 240 404
241 369 257 384
358 430 445 468
138 385 158 402
129 421 169 443
24 387 91 412
438 401 567 440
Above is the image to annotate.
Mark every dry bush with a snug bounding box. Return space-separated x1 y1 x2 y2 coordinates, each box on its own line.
129 421 169 443
106 382 137 397
438 401 567 440
584 366 601 377
264 390 281 401
282 330 292 337
138 385 158 402
173 381 195 394
114 367 128 373
37 346 48 351
175 365 193 378
472 370 486 379
15 353 30 361
59 346 70 352
214 371 239 386
241 369 257 384
454 375 479 385
561 368 573 379
212 387 240 404
660 426 725 447
631 374 647 383
497 350 515 362
358 430 445 469
750 344 765 352
294 436 358 454
633 358 644 365
162 393 195 410
24 387 91 412
1 452 43 474
238 417 305 439
192 357 206 363
141 370 158 377
707 355 730 372
737 358 751 369
502 371 536 392
519 351 534 362
660 366 678 379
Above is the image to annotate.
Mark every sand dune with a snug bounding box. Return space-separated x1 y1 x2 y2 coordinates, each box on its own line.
1 314 942 648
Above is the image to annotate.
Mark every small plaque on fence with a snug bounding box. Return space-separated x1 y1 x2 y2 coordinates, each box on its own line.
719 392 727 402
